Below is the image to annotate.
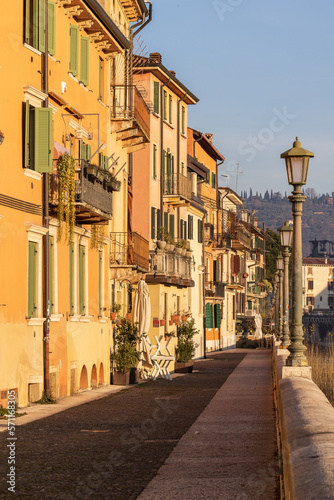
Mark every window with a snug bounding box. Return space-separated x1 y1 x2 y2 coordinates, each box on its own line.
169 214 175 239
188 215 193 240
164 212 168 232
69 25 79 76
180 219 187 240
28 241 38 318
81 142 91 161
308 267 313 275
181 161 185 176
153 81 159 114
212 172 216 188
163 90 167 120
308 280 314 290
78 244 86 315
214 304 221 328
153 144 157 179
151 207 160 239
80 36 89 86
49 236 54 314
306 297 314 305
205 303 213 328
169 95 172 124
24 102 53 172
25 0 56 54
181 106 185 134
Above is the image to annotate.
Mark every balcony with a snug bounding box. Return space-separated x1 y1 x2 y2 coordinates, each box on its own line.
110 85 150 152
163 173 192 206
231 223 252 251
146 247 194 286
328 282 334 292
221 209 236 237
110 232 149 272
50 160 117 224
205 281 225 298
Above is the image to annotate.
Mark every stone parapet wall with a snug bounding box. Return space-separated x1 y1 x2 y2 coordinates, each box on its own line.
273 344 334 499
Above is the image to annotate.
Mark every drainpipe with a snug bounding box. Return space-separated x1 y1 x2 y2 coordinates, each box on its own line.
177 93 187 174
160 77 171 229
202 214 207 358
43 0 50 396
129 2 152 88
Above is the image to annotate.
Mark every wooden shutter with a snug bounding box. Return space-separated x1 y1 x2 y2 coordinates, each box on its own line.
103 155 108 170
24 101 30 168
153 144 157 179
99 58 103 100
38 0 46 52
184 221 187 240
198 219 203 243
80 36 89 86
34 107 53 173
153 81 159 114
99 152 103 167
98 251 102 316
169 94 172 123
188 215 193 240
49 236 54 314
28 241 37 318
69 243 74 315
163 90 167 120
212 172 216 188
151 207 156 239
79 244 85 315
32 0 39 49
205 303 213 329
157 209 161 233
214 304 221 328
48 1 56 56
169 214 175 239
25 0 30 44
164 212 168 232
86 144 92 161
69 25 79 76
181 106 185 134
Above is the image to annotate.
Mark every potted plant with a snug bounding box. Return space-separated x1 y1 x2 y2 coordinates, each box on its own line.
110 303 121 321
160 319 166 326
156 226 168 250
174 318 199 373
110 319 142 385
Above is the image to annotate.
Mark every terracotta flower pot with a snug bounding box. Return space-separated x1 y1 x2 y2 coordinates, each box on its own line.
181 316 188 322
110 312 116 321
112 372 130 385
160 319 166 326
126 313 132 320
169 320 173 326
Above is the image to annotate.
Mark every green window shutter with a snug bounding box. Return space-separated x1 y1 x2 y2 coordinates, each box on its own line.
157 209 161 233
24 101 30 168
80 36 89 86
86 144 92 161
181 106 185 134
81 142 86 161
103 155 108 170
34 107 53 173
69 243 74 315
153 81 159 114
153 144 157 179
214 304 221 328
79 244 85 315
205 303 213 329
69 25 79 76
32 0 39 49
171 155 174 174
212 172 216 188
162 149 166 173
184 221 187 240
98 251 102 316
25 0 30 43
169 95 172 124
198 219 203 243
48 1 56 56
99 58 103 100
28 241 37 318
49 236 54 314
188 215 193 240
38 0 46 52
99 152 103 167
151 207 156 239
163 90 167 120
169 214 174 239
164 212 168 232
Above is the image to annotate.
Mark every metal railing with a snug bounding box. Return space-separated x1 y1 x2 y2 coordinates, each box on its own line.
50 160 113 220
111 85 150 140
221 209 236 237
205 281 225 298
110 232 149 271
163 173 192 200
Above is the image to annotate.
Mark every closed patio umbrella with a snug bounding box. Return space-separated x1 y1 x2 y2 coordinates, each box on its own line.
133 279 152 370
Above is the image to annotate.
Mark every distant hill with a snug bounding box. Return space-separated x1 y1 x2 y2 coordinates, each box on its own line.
241 189 334 257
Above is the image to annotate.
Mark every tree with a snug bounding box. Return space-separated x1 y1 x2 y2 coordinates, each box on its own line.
264 190 270 201
265 228 281 282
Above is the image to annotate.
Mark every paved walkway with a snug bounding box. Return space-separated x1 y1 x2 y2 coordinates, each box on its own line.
138 350 278 500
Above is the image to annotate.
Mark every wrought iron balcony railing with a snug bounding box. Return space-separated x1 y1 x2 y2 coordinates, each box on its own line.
163 173 192 202
110 232 149 271
111 85 150 141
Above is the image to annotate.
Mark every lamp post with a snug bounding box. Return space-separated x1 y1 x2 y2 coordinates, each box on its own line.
278 221 293 348
277 255 283 341
281 137 314 366
274 272 280 338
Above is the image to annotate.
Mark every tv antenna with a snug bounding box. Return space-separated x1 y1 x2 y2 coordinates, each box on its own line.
227 163 243 193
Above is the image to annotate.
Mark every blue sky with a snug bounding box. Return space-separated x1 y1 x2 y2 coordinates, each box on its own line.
138 0 334 196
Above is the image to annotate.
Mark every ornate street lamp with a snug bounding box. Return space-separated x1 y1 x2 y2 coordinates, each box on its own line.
276 254 283 340
281 138 314 366
274 272 280 339
278 221 293 348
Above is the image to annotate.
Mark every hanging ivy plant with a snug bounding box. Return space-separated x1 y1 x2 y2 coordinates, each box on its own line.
57 154 76 243
90 224 105 250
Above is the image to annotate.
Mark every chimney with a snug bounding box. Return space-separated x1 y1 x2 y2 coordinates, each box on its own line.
254 217 258 228
150 52 162 64
205 133 213 142
169 70 176 77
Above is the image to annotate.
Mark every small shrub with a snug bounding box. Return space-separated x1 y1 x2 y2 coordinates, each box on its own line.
175 318 199 363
